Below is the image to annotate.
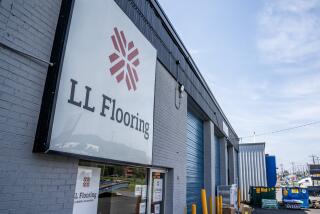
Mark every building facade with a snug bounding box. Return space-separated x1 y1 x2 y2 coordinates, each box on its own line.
0 0 239 213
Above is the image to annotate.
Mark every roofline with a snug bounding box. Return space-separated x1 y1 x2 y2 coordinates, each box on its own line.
150 0 238 139
239 142 266 146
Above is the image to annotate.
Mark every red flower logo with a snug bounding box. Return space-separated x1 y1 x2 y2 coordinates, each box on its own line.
108 27 140 91
83 176 90 188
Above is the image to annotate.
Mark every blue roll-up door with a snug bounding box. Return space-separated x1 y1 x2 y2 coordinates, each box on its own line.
186 111 204 213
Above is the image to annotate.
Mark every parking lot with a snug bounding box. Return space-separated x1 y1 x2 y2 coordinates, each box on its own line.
250 188 320 213
253 208 320 213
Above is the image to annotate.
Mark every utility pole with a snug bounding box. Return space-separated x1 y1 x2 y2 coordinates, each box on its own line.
280 164 284 177
310 155 318 164
291 162 295 174
317 157 320 164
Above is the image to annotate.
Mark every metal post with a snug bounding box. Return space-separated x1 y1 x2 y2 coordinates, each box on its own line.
238 188 241 209
216 196 219 214
201 189 208 214
209 195 213 214
219 195 223 213
192 204 197 214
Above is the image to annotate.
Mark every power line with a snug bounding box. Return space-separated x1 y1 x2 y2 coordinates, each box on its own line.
239 120 320 140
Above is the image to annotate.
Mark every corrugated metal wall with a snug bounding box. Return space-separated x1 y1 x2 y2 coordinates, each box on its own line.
186 111 204 213
239 143 267 201
235 151 239 184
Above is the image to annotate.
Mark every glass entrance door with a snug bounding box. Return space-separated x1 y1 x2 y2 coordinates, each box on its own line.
148 169 166 214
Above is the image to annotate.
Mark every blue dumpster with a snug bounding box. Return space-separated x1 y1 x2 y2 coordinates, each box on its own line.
282 187 309 209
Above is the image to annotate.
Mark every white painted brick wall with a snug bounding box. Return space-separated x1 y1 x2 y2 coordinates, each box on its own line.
0 0 78 213
153 61 187 213
0 1 203 214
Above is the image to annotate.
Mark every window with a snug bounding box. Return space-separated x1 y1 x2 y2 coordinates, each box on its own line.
79 161 148 214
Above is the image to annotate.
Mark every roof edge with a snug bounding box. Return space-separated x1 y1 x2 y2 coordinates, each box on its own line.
239 142 266 146
150 0 238 139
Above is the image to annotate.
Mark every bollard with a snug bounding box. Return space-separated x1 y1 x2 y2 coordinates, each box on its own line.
238 189 241 209
209 195 213 214
216 196 219 214
219 195 223 214
201 189 208 214
192 204 197 214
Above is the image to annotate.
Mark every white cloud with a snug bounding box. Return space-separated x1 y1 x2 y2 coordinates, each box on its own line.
280 73 320 97
257 0 320 64
274 0 320 13
253 0 320 168
159 0 320 169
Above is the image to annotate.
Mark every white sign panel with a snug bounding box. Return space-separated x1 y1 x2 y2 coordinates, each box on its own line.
154 204 160 214
50 0 157 164
139 202 146 214
73 166 101 214
141 185 147 200
152 179 163 203
222 121 229 137
134 185 142 196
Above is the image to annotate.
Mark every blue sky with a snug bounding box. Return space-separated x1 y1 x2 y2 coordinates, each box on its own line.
158 0 320 170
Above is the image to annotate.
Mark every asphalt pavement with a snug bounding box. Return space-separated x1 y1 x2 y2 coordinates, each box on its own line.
253 208 320 214
246 188 320 213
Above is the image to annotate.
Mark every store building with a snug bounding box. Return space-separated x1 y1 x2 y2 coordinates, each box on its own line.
0 0 239 213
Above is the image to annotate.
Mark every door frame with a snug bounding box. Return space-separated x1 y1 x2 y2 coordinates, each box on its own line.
147 168 167 214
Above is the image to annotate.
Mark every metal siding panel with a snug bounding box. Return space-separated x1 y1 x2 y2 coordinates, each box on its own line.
239 152 243 199
255 150 259 185
253 151 257 185
248 150 252 195
242 151 246 200
259 151 264 185
186 111 204 213
255 149 259 185
257 150 261 185
257 152 263 186
241 149 245 201
245 150 249 201
239 143 267 201
244 150 248 201
242 150 249 200
262 150 267 186
259 150 263 185
260 151 264 185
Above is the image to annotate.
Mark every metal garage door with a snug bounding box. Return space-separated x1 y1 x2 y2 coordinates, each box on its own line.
186 111 204 213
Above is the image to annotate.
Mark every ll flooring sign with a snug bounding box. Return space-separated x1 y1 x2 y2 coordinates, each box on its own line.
34 0 157 165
